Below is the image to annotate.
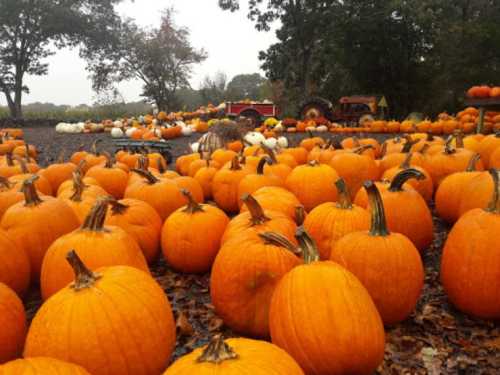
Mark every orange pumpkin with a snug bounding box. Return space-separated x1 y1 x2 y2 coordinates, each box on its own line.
441 169 500 318
0 177 24 219
0 229 30 297
162 190 229 273
211 232 302 337
212 157 251 213
237 157 282 205
240 186 302 222
39 157 77 195
457 170 494 217
304 179 370 260
0 283 26 364
40 198 149 300
0 357 91 374
85 153 128 199
26 251 176 375
269 229 385 375
193 160 219 200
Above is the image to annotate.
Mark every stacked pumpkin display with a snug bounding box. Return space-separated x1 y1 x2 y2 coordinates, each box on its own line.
2 126 500 375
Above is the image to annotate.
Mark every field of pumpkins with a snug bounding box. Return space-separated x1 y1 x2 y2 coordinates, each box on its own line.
1 117 500 374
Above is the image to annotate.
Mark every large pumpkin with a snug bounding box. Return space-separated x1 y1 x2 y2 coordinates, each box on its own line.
211 232 302 337
240 186 302 222
40 198 149 300
304 178 370 259
237 157 282 205
105 198 162 263
0 357 91 374
0 176 79 279
331 181 424 325
39 157 77 195
269 229 385 375
0 283 26 364
458 170 494 217
162 190 229 273
212 157 251 213
285 161 339 211
0 177 24 219
0 229 30 296
85 152 128 199
441 169 500 318
163 335 304 374
25 251 176 375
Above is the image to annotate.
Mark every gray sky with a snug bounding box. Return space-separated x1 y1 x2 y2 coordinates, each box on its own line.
4 0 277 106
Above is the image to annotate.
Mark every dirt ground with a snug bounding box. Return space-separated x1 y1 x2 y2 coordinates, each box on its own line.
22 127 500 374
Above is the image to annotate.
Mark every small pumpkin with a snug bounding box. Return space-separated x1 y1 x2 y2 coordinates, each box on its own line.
40 198 149 300
304 179 370 259
237 157 282 205
269 229 385 375
193 160 219 200
162 190 229 273
0 357 91 374
240 186 302 222
211 232 302 337
26 251 176 375
331 181 424 325
0 176 79 279
441 169 500 318
39 152 77 194
164 335 304 374
0 283 26 364
85 152 128 199
212 157 251 213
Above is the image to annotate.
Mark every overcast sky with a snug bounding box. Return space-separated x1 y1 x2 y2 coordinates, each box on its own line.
2 0 277 106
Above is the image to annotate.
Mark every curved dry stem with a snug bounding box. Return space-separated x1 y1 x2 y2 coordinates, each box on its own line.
295 227 320 264
66 250 102 291
241 194 270 225
259 232 300 254
364 181 390 237
389 168 425 192
335 178 352 209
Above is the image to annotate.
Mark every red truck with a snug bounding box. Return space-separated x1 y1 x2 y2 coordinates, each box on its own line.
224 101 279 125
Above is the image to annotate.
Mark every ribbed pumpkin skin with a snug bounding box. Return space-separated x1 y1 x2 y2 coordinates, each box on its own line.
40 163 77 195
193 165 218 199
354 183 433 252
212 166 250 213
329 153 379 197
0 283 26 364
429 149 484 186
164 338 304 375
221 209 296 246
458 172 493 217
441 209 500 318
269 262 385 375
436 171 482 223
162 203 229 273
240 187 301 221
0 357 91 374
0 190 24 219
25 266 176 375
0 230 30 296
86 165 129 199
211 237 302 337
40 226 149 300
0 197 79 279
105 199 163 263
304 203 370 260
285 163 339 211
331 233 424 324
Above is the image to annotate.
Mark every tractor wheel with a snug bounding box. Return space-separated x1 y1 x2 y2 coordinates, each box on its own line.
359 114 374 126
239 110 262 128
299 97 334 121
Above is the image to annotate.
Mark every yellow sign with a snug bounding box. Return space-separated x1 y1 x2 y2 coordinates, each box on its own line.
378 96 388 108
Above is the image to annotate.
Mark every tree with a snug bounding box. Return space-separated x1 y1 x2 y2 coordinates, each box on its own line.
226 73 267 100
86 8 207 112
0 0 123 119
199 71 228 105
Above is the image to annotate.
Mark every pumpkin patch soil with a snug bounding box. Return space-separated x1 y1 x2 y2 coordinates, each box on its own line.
21 126 500 374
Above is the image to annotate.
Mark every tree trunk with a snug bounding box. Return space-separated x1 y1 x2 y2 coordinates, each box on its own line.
3 91 17 118
13 74 23 119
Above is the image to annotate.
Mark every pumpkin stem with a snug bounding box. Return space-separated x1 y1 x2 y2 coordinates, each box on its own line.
420 144 430 154
256 156 271 175
241 194 270 225
91 139 101 155
6 152 14 166
444 136 456 155
335 178 352 209
295 206 306 226
57 149 66 163
466 153 481 172
0 176 11 190
486 169 500 214
261 144 278 164
102 152 113 168
76 159 87 174
230 156 242 171
402 137 418 153
69 172 86 202
352 136 361 148
197 335 238 364
66 250 102 291
399 152 413 169
308 160 320 167
379 142 388 158
389 168 425 192
259 232 300 254
295 227 320 264
182 189 204 213
21 175 43 207
454 130 464 148
13 155 29 174
131 169 159 184
365 181 390 237
426 133 435 142
137 155 149 171
81 198 109 231
108 198 129 215
157 158 167 174
353 144 374 155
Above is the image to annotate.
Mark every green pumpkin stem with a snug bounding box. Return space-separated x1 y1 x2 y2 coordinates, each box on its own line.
466 153 481 172
66 250 102 291
295 206 306 226
259 232 300 254
196 335 239 364
21 175 43 207
256 156 271 175
335 178 352 209
487 169 500 214
295 227 320 264
389 168 425 192
131 168 159 184
108 198 129 215
81 198 109 231
399 152 413 169
364 181 390 237
182 189 204 213
241 194 270 225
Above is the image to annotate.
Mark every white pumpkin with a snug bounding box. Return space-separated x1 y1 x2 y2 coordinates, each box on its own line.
316 125 328 132
277 136 288 148
111 128 124 138
274 122 284 132
262 137 277 149
181 126 194 136
190 142 200 153
244 131 266 146
113 120 123 128
125 127 137 138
